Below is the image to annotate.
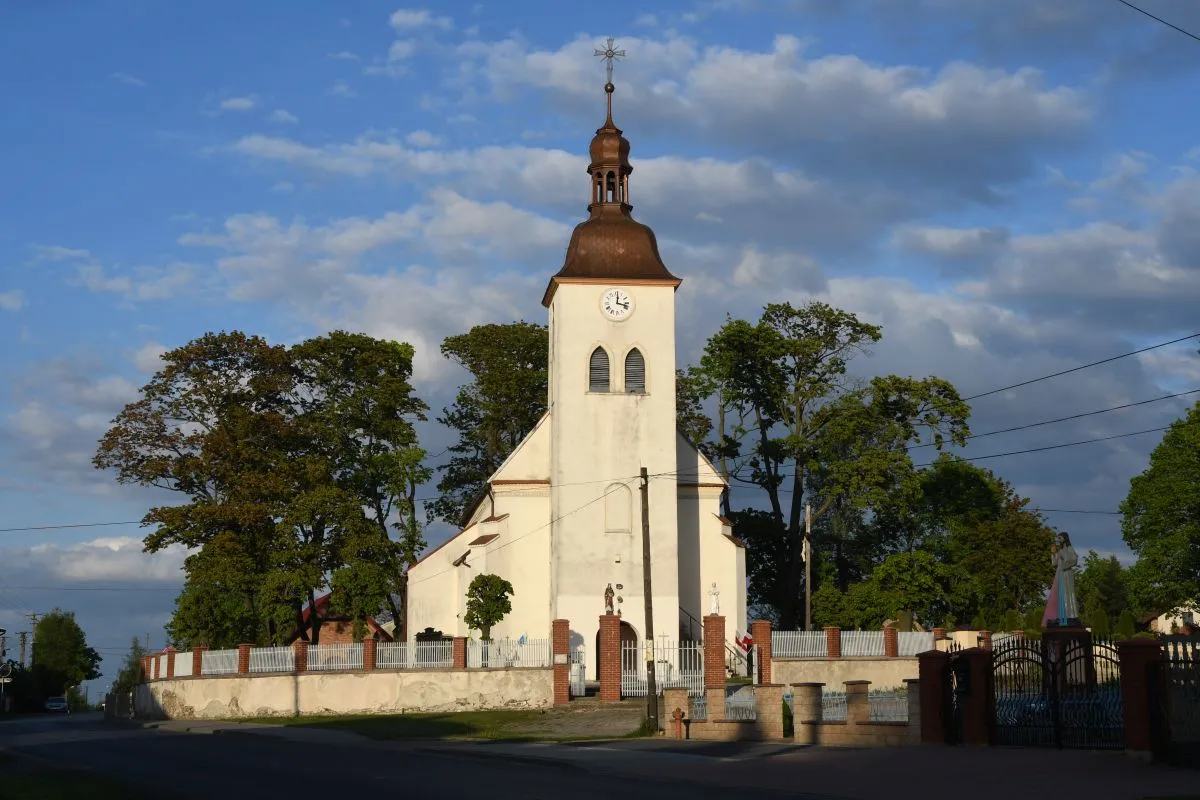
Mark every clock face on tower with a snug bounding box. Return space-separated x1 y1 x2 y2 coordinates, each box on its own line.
600 288 634 320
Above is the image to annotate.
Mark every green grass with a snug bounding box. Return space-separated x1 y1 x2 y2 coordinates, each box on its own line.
0 770 147 800
238 708 649 742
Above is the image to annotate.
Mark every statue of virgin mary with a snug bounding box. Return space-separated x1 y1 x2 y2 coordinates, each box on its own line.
1042 532 1081 627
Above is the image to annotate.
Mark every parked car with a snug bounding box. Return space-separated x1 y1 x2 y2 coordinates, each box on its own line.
43 696 69 713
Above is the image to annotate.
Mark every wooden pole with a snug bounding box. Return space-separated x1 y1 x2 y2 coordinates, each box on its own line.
640 467 658 729
804 503 812 632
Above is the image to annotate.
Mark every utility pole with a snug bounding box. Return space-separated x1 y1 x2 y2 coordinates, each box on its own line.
804 503 812 632
639 467 658 730
18 632 27 668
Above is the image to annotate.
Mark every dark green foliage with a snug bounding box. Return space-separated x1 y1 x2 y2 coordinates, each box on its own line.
111 637 147 694
31 610 101 697
463 573 515 641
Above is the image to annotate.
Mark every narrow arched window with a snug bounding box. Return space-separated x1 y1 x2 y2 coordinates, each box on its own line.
625 348 646 394
589 347 610 392
606 171 616 202
604 483 632 533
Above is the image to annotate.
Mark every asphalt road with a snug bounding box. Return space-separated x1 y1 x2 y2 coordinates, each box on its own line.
0 713 798 800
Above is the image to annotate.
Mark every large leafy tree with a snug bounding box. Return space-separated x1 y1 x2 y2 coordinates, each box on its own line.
687 302 971 628
96 330 430 647
1077 551 1129 632
32 610 101 697
464 573 515 641
1121 400 1200 615
428 322 548 526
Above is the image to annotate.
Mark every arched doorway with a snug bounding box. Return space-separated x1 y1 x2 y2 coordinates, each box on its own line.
595 620 638 681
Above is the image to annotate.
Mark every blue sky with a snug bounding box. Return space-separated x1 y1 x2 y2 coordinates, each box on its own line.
2 0 1199 687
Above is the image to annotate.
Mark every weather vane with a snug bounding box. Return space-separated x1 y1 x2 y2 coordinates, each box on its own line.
594 37 626 86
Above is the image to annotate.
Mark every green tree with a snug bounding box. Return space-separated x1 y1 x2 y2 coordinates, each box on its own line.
463 573 515 641
685 302 971 628
1115 608 1137 640
111 638 147 695
31 610 101 697
428 322 548 526
1076 551 1128 632
1121 400 1200 615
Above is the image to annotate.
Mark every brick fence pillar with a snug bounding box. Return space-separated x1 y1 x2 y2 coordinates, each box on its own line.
932 627 947 650
918 649 950 744
750 619 772 684
552 619 570 706
598 614 621 702
362 638 376 672
152 654 160 680
959 648 994 746
845 680 870 725
452 637 467 669
1117 638 1163 761
904 678 922 734
884 625 899 658
979 630 992 651
703 614 726 689
754 684 785 740
165 647 176 679
192 647 205 677
237 643 251 675
292 640 308 673
825 627 842 659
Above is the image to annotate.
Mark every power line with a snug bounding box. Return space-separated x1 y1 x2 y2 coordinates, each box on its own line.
1115 0 1200 43
2 585 179 592
910 387 1200 449
962 332 1200 401
0 520 143 534
912 425 1169 468
1031 508 1121 516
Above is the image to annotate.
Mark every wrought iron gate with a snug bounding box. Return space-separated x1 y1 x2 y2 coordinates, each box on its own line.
992 635 1123 750
1156 640 1200 766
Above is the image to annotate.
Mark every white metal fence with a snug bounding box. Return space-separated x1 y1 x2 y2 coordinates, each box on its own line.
772 631 827 658
822 689 847 721
842 630 885 657
201 648 239 676
308 643 364 672
249 646 294 674
569 645 587 697
172 652 193 678
621 641 704 697
724 688 757 721
897 632 934 656
867 688 908 722
467 638 552 669
375 640 455 670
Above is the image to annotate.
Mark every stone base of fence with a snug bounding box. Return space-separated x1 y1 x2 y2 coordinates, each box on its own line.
793 679 921 748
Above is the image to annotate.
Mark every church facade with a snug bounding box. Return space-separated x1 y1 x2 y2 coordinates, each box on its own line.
406 81 747 678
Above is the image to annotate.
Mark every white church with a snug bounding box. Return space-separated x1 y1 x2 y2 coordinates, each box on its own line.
406 78 747 678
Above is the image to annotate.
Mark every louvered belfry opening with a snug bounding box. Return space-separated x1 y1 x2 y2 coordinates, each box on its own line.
625 348 645 393
589 346 610 392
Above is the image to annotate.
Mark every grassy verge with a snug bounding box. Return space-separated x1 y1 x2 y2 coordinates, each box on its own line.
239 707 649 742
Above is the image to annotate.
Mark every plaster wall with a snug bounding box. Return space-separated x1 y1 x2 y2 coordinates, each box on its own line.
774 658 919 689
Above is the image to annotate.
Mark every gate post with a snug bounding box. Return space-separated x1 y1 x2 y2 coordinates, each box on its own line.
750 619 772 684
552 619 570 706
958 648 995 746
598 613 621 702
1116 639 1163 762
917 649 950 744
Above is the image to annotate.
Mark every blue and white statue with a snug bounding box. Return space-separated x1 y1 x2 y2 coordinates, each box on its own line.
1043 532 1080 627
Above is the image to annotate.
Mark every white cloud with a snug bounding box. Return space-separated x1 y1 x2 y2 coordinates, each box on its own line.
330 82 357 98
405 129 443 148
0 290 25 311
272 181 295 193
389 8 454 30
328 51 361 62
109 72 146 87
388 40 418 61
219 95 258 112
269 109 299 124
134 342 168 374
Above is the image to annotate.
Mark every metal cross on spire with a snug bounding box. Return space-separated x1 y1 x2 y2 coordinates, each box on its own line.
594 37 626 86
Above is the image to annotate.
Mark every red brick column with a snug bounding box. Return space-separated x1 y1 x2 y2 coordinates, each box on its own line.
932 627 947 647
165 647 176 679
750 620 772 684
979 630 992 651
292 641 308 673
703 614 726 689
884 625 899 658
825 627 842 659
452 637 467 669
141 655 150 681
959 648 995 746
237 644 251 674
1117 639 1163 761
362 638 376 671
552 619 570 706
598 614 621 702
151 654 159 680
192 647 205 676
918 649 950 744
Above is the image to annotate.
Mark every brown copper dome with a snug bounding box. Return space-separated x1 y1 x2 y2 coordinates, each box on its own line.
543 82 679 305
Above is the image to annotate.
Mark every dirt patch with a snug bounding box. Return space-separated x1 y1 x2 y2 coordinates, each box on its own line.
500 702 645 739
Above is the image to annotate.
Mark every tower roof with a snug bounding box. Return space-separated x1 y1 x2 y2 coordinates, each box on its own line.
543 78 679 307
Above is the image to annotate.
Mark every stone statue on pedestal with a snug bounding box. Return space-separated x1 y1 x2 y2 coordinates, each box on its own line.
1043 532 1081 627
604 583 615 615
709 582 720 616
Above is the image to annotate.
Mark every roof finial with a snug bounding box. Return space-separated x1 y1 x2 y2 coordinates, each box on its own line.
593 37 626 124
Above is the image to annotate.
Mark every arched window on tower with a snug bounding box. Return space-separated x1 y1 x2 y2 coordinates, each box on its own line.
606 171 616 203
625 348 646 394
604 483 632 533
589 347 610 392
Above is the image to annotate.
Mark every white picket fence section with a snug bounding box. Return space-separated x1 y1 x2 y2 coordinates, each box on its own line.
467 638 552 669
772 631 827 658
249 646 294 673
621 641 704 697
842 630 885 657
308 643 364 672
897 632 934 656
724 688 757 721
375 640 455 670
201 648 239 676
569 645 587 697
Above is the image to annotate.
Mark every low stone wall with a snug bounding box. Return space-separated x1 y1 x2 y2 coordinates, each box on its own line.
136 668 555 720
773 657 918 689
792 679 921 748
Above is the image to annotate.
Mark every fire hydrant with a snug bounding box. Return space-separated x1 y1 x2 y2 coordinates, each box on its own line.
671 707 686 739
